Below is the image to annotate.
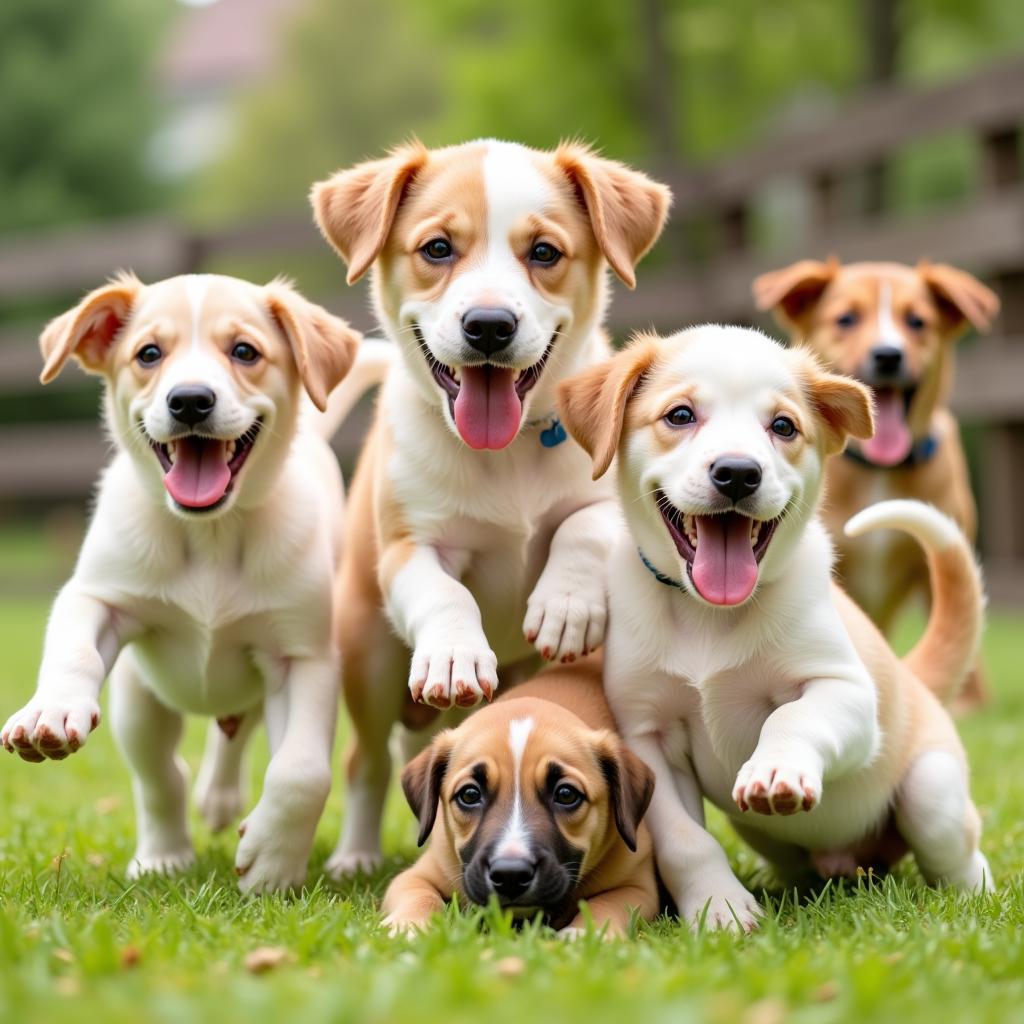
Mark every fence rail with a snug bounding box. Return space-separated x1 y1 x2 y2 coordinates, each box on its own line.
2 56 1023 600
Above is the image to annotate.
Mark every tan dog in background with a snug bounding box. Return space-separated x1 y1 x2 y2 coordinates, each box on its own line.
2 273 359 893
310 139 669 877
382 657 658 936
754 259 999 706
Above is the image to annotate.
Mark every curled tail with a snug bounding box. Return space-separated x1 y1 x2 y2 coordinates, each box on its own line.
844 500 984 704
316 338 395 439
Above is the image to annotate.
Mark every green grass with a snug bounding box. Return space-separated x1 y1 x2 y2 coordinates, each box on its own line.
1 589 1022 1024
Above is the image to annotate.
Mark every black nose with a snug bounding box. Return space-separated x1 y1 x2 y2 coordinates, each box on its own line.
871 345 903 376
167 385 216 427
461 307 518 356
710 456 762 503
487 857 536 899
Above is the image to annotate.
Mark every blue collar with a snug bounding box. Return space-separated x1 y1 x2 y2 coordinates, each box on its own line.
536 415 568 448
843 433 939 470
637 548 686 591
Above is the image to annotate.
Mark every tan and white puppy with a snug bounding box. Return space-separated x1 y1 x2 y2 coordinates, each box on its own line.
310 140 670 877
753 259 999 705
559 326 991 931
382 657 657 937
1 273 359 893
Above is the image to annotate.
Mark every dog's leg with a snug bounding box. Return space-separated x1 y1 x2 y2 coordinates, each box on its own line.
2 585 124 761
233 656 336 893
326 626 408 879
193 710 260 832
385 544 498 710
381 859 450 934
894 749 993 891
563 879 659 940
109 654 195 877
524 500 617 662
626 732 761 932
732 674 879 818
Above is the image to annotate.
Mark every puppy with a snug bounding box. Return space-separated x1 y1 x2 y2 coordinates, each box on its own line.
310 139 670 877
382 657 657 936
1 273 360 893
558 326 991 931
753 259 999 705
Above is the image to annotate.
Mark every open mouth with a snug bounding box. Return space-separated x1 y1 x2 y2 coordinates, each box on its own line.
656 491 780 606
414 325 556 451
858 385 916 467
149 420 262 512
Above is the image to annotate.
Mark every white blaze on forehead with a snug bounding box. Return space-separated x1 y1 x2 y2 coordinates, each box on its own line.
493 716 535 861
183 274 211 354
482 142 553 270
877 280 905 351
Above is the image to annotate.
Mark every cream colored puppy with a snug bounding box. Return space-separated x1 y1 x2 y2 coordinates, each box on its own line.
558 326 991 931
1 273 359 893
310 139 670 877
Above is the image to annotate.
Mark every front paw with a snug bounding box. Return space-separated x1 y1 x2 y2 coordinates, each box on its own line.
733 756 822 816
678 878 762 933
523 582 606 662
2 697 101 761
409 638 498 710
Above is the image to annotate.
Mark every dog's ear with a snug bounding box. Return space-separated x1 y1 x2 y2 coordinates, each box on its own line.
557 333 660 480
802 360 875 456
594 732 655 853
753 258 839 333
264 280 361 412
401 731 454 847
311 141 429 285
554 142 671 289
40 272 141 384
918 261 1000 337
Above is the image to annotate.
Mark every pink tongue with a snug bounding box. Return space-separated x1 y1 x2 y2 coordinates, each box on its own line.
453 366 523 450
861 390 912 466
163 437 231 508
691 514 759 606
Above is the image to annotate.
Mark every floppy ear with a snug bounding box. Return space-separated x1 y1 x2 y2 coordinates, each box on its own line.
802 361 875 457
311 140 429 285
264 280 361 412
400 732 454 847
594 733 655 853
918 261 1000 337
752 258 839 333
557 333 660 480
554 142 671 289
39 272 141 384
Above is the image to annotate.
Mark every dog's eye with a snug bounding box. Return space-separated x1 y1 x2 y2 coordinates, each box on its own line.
231 341 261 364
455 784 483 809
664 405 696 427
422 238 454 263
836 311 859 329
771 415 797 438
905 311 925 330
136 344 162 366
529 242 562 266
553 783 584 809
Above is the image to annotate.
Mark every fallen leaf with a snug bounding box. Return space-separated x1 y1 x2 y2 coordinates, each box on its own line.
120 946 142 969
245 947 290 974
495 956 526 978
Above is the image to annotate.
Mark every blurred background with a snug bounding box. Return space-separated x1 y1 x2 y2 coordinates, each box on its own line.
1 0 1022 603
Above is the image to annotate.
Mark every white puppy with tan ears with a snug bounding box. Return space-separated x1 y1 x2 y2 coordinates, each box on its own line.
1 272 361 893
310 139 670 877
558 325 992 931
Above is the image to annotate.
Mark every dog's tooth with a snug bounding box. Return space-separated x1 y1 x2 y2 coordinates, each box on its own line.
167 442 176 464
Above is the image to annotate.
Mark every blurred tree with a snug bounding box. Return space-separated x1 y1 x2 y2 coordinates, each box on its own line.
0 0 167 232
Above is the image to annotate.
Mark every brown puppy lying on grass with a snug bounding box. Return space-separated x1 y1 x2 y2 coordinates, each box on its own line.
382 656 658 937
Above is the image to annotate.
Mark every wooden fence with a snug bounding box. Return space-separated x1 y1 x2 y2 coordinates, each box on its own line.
1 57 1022 600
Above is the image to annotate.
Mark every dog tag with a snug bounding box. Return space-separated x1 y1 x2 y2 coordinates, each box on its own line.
540 418 568 448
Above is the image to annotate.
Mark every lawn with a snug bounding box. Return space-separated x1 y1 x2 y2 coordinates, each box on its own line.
0 585 1022 1024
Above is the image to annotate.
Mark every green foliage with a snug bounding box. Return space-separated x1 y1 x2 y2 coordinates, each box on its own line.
0 0 168 232
1 585 1022 1022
